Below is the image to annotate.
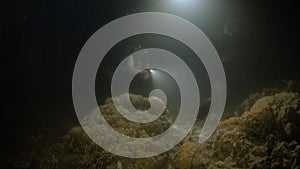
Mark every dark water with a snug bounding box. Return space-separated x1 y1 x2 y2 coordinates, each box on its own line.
3 0 300 167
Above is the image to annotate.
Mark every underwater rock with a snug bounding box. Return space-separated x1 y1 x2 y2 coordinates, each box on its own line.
251 92 300 140
124 154 173 169
236 80 300 115
28 127 120 169
7 94 175 169
6 91 300 169
180 91 300 169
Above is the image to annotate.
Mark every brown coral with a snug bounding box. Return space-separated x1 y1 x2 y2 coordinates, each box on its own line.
6 91 300 169
178 141 199 169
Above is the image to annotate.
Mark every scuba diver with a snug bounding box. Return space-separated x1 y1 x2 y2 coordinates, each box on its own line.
126 45 151 80
224 17 239 36
125 45 153 96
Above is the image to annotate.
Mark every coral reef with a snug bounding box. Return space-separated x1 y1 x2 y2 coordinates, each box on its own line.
4 91 300 169
236 80 300 115
182 92 300 169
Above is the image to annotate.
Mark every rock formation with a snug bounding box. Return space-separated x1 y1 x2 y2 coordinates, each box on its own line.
4 90 300 169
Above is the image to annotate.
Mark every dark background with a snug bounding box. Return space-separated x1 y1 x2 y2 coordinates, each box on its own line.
2 0 299 152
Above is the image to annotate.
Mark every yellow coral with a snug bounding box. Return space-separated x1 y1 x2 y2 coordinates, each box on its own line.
179 141 199 169
125 154 168 169
218 116 241 128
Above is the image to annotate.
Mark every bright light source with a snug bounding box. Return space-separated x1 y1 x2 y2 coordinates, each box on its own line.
174 0 192 3
166 0 197 11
